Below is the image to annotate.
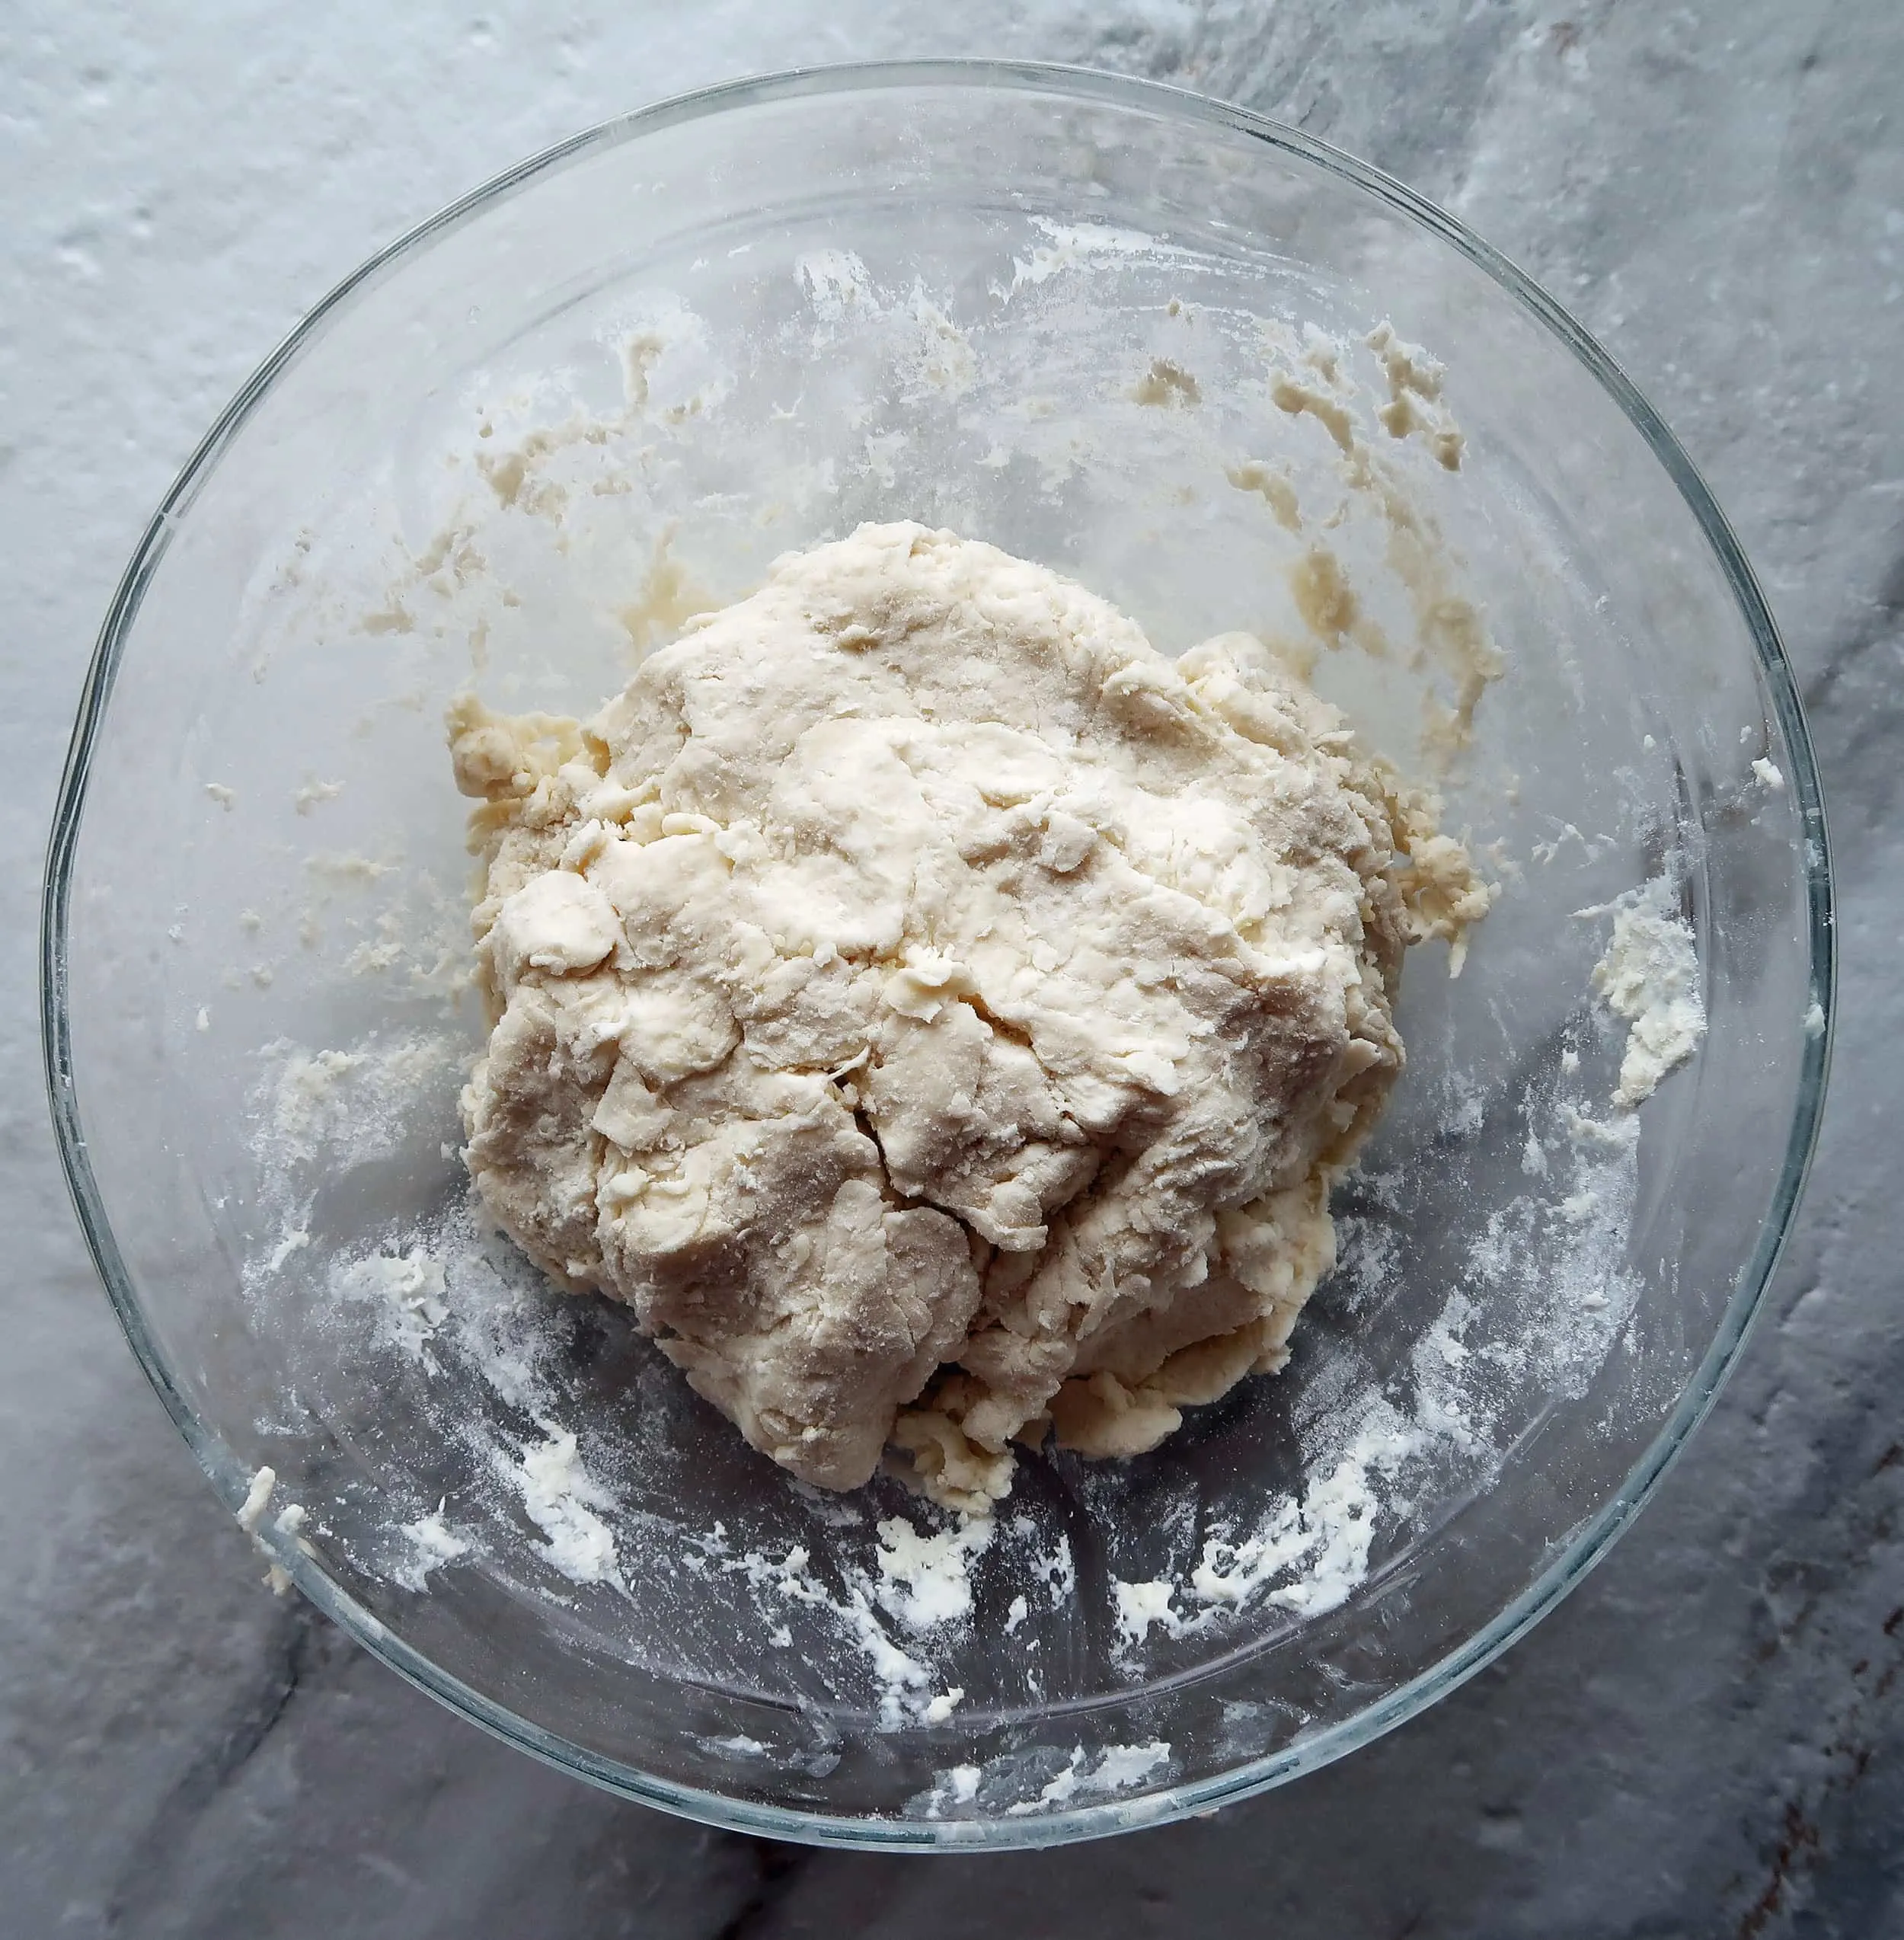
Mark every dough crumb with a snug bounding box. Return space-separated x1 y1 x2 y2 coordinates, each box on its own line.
1129 357 1200 407
1586 877 1706 1107
1226 459 1302 532
923 1687 964 1724
396 1504 471 1592
1366 321 1465 469
1113 1577 1178 1644
450 524 1487 1507
295 778 345 814
238 1465 276 1533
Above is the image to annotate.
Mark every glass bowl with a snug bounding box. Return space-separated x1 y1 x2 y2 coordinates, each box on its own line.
43 62 1832 1849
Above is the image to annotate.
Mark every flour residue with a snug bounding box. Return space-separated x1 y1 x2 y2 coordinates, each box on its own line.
394 1506 471 1592
511 1424 621 1589
1190 1405 1417 1616
1002 1741 1174 1817
875 1515 995 1631
340 1249 449 1364
256 1031 464 1175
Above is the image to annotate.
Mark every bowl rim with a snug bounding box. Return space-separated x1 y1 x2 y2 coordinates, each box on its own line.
40 56 1835 1852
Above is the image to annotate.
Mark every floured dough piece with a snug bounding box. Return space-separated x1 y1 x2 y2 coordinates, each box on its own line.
450 523 1489 1509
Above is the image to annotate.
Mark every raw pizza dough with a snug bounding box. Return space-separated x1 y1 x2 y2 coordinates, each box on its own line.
450 523 1488 1509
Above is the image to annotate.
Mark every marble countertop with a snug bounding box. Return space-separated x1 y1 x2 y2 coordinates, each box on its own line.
5 3 1899 1933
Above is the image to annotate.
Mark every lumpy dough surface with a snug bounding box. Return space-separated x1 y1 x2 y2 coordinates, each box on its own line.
450 523 1487 1510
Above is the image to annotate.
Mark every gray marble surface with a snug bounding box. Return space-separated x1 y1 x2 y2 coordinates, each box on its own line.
4 2 1900 1933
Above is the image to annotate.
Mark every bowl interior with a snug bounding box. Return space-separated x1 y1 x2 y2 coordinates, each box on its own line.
50 66 1827 1844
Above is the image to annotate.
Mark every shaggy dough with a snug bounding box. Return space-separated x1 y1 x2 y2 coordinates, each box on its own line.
451 523 1487 1509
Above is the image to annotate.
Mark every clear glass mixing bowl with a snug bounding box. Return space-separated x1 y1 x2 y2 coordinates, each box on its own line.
42 62 1832 1848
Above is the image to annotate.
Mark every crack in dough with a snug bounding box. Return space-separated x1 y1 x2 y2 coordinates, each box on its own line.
449 523 1489 1509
